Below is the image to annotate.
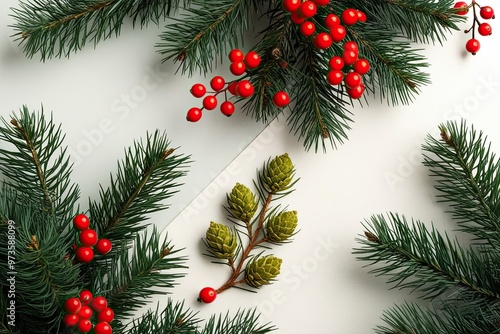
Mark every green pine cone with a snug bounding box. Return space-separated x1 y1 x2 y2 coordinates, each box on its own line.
266 210 298 243
205 222 237 259
262 153 294 192
227 183 258 222
245 255 282 288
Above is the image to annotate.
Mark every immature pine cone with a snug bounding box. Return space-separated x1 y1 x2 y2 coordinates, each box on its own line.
266 210 298 243
205 222 237 259
227 183 258 222
245 255 282 288
262 153 294 192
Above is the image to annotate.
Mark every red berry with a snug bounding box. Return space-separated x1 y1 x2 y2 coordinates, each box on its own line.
353 58 371 75
63 314 79 327
97 307 115 323
79 229 98 247
203 95 218 110
313 32 333 49
235 80 254 98
480 6 495 20
478 22 492 36
453 2 469 15
230 61 246 76
347 83 365 99
78 305 93 319
64 297 82 314
273 91 291 107
73 214 90 230
198 287 217 303
228 49 244 62
330 25 347 42
357 10 367 22
341 8 358 26
186 107 202 122
282 0 301 12
91 296 108 313
77 319 93 333
344 72 362 89
299 1 317 18
210 76 226 91
190 83 206 98
342 49 358 65
312 0 329 6
75 246 94 263
343 41 359 53
79 290 93 305
220 101 236 117
290 11 306 24
244 51 261 69
227 82 239 95
465 38 480 54
95 238 112 255
329 56 344 70
94 322 112 334
300 21 316 37
325 14 340 28
326 71 343 85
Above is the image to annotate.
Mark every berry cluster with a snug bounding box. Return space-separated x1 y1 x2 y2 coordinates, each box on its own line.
282 0 370 99
454 1 495 55
63 291 114 333
186 49 291 122
72 214 112 263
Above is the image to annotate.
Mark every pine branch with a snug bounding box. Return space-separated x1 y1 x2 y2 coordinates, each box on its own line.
11 0 184 60
200 308 276 334
423 120 500 245
0 106 80 229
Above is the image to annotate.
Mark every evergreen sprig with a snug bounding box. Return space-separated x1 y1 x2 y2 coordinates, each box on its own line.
354 120 500 333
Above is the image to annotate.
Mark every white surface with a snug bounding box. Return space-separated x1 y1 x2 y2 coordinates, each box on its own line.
1 2 500 333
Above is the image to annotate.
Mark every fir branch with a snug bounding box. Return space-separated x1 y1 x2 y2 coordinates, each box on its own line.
200 308 276 334
11 0 184 60
422 120 500 245
0 106 80 228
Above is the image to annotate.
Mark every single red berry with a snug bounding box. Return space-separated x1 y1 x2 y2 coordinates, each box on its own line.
73 214 90 230
342 49 358 65
190 83 206 98
75 246 94 263
299 1 317 18
312 0 329 6
290 11 306 24
313 32 333 49
330 25 347 42
300 21 316 37
227 82 239 95
347 83 365 99
244 51 261 69
357 10 367 22
453 2 469 15
480 6 495 20
186 107 202 122
344 72 362 89
343 41 359 53
326 70 343 85
78 305 93 319
97 308 115 323
282 0 301 12
210 76 226 91
324 14 340 28
79 290 93 305
341 8 358 26
94 322 112 334
91 296 108 313
203 95 218 110
353 58 371 75
198 287 217 303
228 49 244 62
478 22 492 36
230 61 246 76
95 238 112 255
235 80 255 98
273 91 291 107
64 297 82 314
79 229 98 247
220 101 235 117
329 56 344 70
465 38 480 54
63 314 79 327
77 319 93 333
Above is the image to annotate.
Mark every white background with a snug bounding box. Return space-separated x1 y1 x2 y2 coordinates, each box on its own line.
1 1 499 333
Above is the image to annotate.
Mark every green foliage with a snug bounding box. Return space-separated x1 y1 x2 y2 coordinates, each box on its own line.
354 120 500 333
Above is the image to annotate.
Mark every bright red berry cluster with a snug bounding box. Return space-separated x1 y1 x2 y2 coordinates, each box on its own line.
454 1 495 55
63 291 114 333
283 0 370 99
72 214 112 263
